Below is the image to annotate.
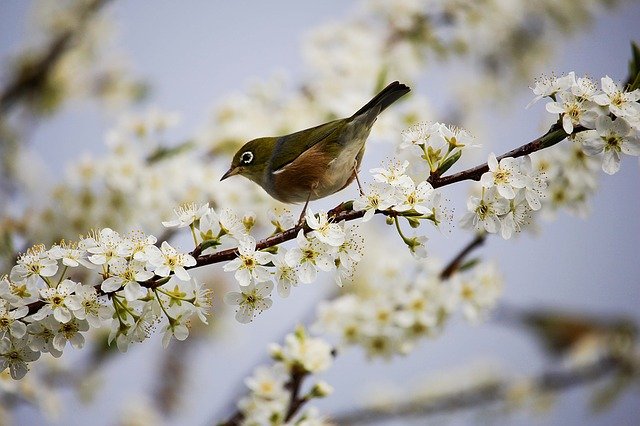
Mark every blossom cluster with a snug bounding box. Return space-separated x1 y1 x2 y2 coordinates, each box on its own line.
237 326 334 425
0 228 211 379
354 127 457 258
461 154 546 239
180 205 366 323
315 257 502 360
531 73 640 174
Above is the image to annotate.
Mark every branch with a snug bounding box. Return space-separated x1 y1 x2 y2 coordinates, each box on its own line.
428 121 576 188
330 355 625 425
440 234 486 279
0 0 112 114
218 234 485 425
22 122 576 317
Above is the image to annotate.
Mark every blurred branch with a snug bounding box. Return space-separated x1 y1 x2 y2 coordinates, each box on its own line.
0 0 113 115
217 234 486 425
331 355 630 425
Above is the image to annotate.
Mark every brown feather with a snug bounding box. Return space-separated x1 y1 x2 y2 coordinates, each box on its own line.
271 143 339 203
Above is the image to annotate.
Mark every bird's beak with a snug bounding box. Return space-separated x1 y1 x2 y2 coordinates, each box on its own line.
220 166 240 181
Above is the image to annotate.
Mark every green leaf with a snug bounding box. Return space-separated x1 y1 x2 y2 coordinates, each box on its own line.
198 239 221 252
435 149 462 176
626 41 640 90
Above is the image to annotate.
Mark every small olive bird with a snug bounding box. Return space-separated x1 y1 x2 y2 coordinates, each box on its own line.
221 81 410 220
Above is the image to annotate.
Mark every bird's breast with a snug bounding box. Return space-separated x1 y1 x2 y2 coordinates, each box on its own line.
265 123 370 204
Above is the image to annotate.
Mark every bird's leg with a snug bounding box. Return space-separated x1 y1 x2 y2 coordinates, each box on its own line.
353 160 365 196
297 184 316 227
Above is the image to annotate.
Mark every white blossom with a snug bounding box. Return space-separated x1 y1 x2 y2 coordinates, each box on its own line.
480 154 529 199
147 241 196 281
580 115 640 175
223 237 272 286
224 282 274 323
305 209 346 247
593 76 640 118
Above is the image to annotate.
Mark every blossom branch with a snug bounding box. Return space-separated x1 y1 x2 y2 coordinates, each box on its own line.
330 355 628 425
0 0 112 114
18 121 572 316
219 233 486 425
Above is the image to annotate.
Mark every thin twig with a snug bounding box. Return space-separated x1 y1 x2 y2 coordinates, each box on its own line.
217 234 486 425
0 0 112 114
331 356 624 425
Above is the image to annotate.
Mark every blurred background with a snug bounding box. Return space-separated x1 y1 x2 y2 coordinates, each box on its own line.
1 0 639 425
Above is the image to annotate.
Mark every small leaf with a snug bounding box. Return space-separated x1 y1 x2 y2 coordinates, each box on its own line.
435 150 462 176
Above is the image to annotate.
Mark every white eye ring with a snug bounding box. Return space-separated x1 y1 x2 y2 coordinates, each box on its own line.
240 151 254 164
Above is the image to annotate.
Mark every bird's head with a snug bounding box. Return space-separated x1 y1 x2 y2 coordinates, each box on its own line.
221 137 277 185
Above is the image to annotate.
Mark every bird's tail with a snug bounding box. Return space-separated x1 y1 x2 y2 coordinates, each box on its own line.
351 81 411 119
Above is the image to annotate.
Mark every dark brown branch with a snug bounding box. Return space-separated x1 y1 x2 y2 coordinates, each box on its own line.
331 355 624 425
23 121 574 317
0 0 112 114
429 121 576 188
440 234 486 279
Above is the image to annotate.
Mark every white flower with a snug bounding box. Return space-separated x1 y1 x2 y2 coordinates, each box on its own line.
48 241 86 267
186 278 213 324
71 284 113 328
147 241 196 281
162 202 209 228
460 188 510 234
272 251 298 298
393 180 433 214
370 160 413 188
161 314 190 348
273 327 333 373
519 155 547 211
305 209 345 247
439 123 479 149
0 301 27 339
285 231 336 284
400 122 443 150
545 91 599 134
86 228 129 267
26 317 62 357
581 115 640 175
336 226 363 271
480 154 528 199
245 364 288 399
218 208 247 241
101 258 153 301
406 235 428 259
527 72 575 108
500 192 531 240
593 76 640 118
223 282 274 323
52 318 90 351
352 182 395 222
457 263 503 323
425 192 454 232
32 279 80 323
268 209 296 233
0 338 40 379
10 245 58 285
570 75 598 101
223 237 272 286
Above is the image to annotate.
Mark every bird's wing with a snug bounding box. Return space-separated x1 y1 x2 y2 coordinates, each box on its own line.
269 118 346 172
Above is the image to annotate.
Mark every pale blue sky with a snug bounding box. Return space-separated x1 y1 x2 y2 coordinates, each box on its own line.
2 1 640 425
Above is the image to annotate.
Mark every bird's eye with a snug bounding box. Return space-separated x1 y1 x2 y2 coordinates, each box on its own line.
240 151 254 164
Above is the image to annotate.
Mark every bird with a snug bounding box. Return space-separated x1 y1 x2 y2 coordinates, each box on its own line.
221 81 411 222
